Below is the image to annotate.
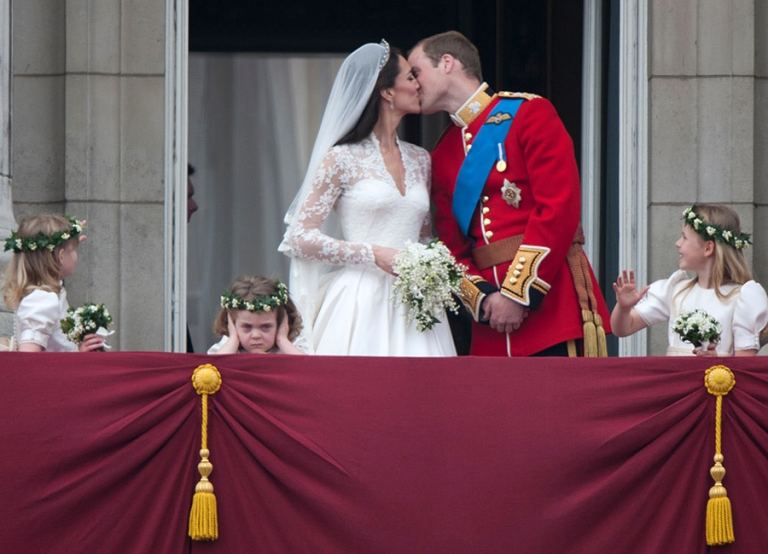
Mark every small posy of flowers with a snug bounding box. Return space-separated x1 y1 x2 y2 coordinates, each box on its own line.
392 240 467 332
60 303 113 345
220 282 288 313
3 216 84 253
672 309 721 348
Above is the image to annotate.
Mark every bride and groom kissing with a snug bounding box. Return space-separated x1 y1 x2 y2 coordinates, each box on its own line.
279 31 609 358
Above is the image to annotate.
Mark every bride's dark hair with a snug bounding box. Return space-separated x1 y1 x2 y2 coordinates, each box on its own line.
335 47 403 146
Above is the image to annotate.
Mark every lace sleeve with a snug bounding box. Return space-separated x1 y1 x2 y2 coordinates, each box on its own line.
282 148 375 266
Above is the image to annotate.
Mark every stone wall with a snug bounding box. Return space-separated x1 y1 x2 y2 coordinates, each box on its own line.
6 0 166 349
648 0 765 354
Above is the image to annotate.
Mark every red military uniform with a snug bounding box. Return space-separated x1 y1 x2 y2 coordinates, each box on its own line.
431 84 610 356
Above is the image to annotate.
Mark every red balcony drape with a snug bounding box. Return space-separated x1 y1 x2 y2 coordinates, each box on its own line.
1 353 766 553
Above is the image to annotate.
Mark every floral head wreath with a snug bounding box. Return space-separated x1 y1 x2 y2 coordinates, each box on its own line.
377 39 390 71
3 216 85 253
682 206 752 250
220 281 289 313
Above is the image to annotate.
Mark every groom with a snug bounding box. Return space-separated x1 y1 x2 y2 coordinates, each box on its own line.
408 31 610 357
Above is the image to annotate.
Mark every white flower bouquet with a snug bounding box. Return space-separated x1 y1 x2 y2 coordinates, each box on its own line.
392 240 467 332
672 309 721 348
61 303 114 348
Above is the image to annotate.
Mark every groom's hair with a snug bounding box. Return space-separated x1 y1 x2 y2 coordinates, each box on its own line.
414 31 482 82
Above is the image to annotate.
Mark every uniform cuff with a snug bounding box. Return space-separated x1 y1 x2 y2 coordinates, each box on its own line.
500 245 550 307
459 275 498 322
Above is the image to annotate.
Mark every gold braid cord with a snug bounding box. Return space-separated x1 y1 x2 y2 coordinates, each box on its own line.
188 364 222 541
704 365 736 546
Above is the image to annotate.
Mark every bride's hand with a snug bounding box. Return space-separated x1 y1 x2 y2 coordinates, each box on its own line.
373 245 399 275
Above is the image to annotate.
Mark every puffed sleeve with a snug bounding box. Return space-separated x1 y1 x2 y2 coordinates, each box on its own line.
16 290 61 349
207 335 229 355
634 270 691 327
732 281 768 352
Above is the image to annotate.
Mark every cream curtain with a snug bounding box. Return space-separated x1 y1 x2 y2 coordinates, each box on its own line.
187 53 343 352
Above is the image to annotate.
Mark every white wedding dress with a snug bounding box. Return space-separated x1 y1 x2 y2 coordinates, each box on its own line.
281 133 456 356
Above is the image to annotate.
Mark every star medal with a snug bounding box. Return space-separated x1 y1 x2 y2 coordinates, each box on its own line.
501 179 521 208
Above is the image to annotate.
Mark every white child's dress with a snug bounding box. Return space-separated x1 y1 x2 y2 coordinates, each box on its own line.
634 270 768 355
14 288 77 352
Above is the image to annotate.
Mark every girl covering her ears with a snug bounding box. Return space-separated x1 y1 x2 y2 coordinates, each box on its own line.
208 276 305 355
2 214 104 352
611 204 768 356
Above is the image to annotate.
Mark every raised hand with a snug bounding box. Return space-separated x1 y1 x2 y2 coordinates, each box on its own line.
612 269 649 309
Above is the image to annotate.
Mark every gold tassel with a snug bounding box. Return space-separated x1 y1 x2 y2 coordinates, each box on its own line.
188 364 223 541
593 312 608 357
704 365 736 546
581 309 598 357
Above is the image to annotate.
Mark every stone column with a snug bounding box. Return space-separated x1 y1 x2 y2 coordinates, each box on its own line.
4 0 67 333
648 0 761 354
755 2 768 280
0 0 14 334
64 0 165 350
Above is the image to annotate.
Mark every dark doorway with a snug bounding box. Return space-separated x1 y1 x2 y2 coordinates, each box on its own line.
191 0 584 156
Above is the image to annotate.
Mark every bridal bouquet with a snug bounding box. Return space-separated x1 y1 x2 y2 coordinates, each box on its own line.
672 309 721 348
61 303 114 347
392 240 466 332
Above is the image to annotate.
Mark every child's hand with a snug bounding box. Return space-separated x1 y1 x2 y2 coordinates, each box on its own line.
277 315 290 341
227 313 237 339
216 314 240 353
612 269 649 309
78 333 104 352
693 342 718 357
275 315 303 355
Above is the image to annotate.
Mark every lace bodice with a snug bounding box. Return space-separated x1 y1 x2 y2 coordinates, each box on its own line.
281 133 432 265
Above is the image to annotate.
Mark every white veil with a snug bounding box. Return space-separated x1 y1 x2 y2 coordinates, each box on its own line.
278 41 390 347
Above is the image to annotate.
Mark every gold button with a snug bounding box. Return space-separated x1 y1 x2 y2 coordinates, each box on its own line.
483 218 491 226
513 270 521 277
466 144 472 151
482 207 490 214
482 195 489 202
464 132 473 141
485 230 494 239
519 256 527 263
510 277 518 284
515 263 524 270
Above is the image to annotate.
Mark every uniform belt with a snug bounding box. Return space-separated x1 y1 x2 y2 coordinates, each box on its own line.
471 235 523 270
471 227 587 270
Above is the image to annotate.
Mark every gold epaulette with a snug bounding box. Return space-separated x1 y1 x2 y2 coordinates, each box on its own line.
498 91 542 101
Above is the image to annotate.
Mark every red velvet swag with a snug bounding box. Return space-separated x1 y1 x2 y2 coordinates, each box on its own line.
1 353 767 553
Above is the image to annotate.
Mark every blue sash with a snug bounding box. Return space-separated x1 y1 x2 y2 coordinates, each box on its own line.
452 98 523 236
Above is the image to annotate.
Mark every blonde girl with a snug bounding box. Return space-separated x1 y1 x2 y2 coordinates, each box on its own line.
611 204 768 356
3 214 103 352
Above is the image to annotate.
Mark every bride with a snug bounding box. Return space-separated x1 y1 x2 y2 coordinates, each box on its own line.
279 41 456 356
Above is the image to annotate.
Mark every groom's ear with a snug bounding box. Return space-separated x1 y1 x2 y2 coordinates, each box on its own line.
441 54 457 74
